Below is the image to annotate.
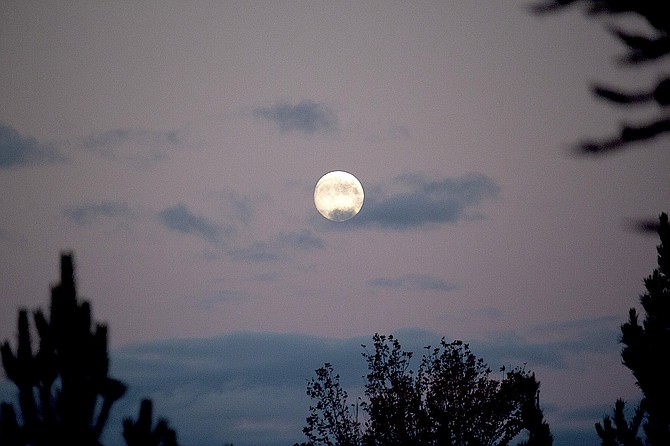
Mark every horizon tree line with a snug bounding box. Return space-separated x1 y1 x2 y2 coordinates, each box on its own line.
0 212 668 445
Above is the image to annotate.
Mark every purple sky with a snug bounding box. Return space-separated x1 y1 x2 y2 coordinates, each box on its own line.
1 2 669 445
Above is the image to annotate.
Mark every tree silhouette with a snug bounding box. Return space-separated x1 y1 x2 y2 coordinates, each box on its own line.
594 399 645 446
0 253 126 445
594 212 670 446
302 334 552 446
123 399 178 446
303 363 361 446
0 252 178 446
531 0 670 154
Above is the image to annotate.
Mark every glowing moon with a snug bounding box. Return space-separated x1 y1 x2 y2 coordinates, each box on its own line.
314 171 364 222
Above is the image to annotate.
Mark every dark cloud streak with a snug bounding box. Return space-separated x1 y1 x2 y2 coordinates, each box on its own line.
350 173 499 230
367 274 457 292
229 229 324 262
83 128 180 151
0 123 64 169
253 100 337 134
64 201 132 226
157 203 223 242
157 202 323 261
82 127 181 167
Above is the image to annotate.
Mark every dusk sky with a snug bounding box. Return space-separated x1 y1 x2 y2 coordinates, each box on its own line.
1 1 669 445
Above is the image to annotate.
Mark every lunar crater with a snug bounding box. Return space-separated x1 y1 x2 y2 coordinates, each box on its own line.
314 171 364 222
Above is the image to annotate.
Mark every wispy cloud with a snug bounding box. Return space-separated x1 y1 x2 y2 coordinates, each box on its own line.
228 241 282 262
229 229 324 262
277 229 325 250
350 173 499 230
157 203 223 243
156 196 323 261
253 100 337 134
205 189 259 226
82 127 181 167
367 274 457 292
0 123 64 169
472 316 622 370
222 190 254 226
64 201 132 226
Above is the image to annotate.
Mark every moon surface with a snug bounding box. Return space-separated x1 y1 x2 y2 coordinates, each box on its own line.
314 171 364 222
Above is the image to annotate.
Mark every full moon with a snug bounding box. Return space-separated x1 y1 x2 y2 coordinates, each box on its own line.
314 171 364 222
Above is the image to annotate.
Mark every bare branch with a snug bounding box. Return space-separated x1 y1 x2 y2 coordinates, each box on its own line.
592 84 653 104
608 27 670 64
578 117 670 154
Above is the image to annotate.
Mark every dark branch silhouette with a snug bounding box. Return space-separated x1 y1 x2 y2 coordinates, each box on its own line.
595 399 645 446
531 1 670 36
578 117 670 154
531 0 670 154
607 27 670 65
623 217 662 235
592 78 670 106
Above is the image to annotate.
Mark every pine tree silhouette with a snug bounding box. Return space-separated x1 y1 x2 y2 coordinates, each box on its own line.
620 213 670 445
595 213 670 446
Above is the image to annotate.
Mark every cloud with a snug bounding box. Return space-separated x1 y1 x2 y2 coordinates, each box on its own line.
221 190 254 225
156 197 322 260
472 316 621 370
367 274 457 292
229 229 324 262
277 229 325 250
3 324 615 446
99 325 619 446
106 332 371 446
0 123 64 169
204 188 262 227
82 127 181 167
157 203 223 243
349 173 500 230
64 201 132 226
228 240 281 262
253 100 337 134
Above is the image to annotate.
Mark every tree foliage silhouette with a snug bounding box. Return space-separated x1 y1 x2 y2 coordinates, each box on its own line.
123 399 178 446
532 0 670 154
302 334 552 446
303 363 361 446
594 213 670 446
0 252 178 446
